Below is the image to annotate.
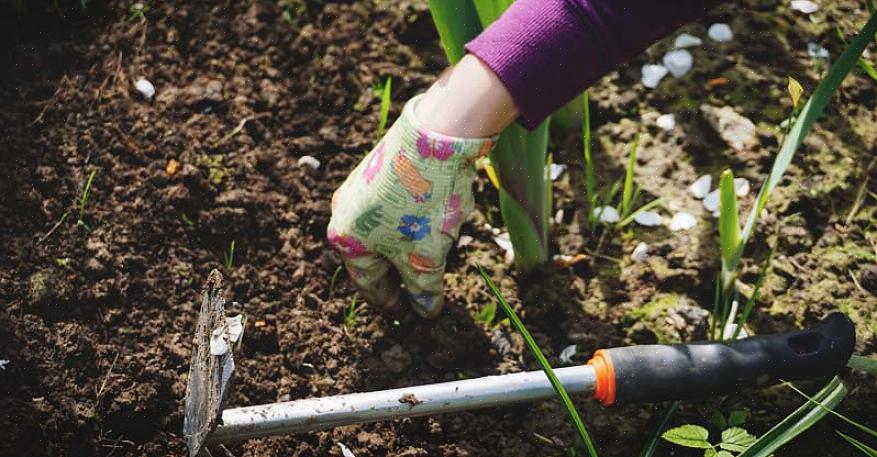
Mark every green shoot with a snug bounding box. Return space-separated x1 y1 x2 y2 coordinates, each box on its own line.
719 170 741 294
582 91 596 228
838 432 877 457
617 197 665 228
375 76 392 141
848 354 877 373
329 265 343 292
180 213 195 226
343 296 359 330
730 248 773 341
661 423 756 456
620 134 640 218
128 1 149 21
224 240 235 269
785 381 877 442
737 377 847 457
477 265 598 457
474 301 497 326
77 169 97 231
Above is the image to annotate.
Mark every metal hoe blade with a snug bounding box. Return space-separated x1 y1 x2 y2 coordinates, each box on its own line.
184 270 236 457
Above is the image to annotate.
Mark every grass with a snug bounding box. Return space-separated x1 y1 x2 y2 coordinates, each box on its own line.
343 296 359 330
582 91 596 229
478 265 598 457
375 76 392 141
77 169 97 232
224 240 235 269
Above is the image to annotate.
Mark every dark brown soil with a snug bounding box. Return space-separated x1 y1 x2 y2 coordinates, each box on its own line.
1 1 875 456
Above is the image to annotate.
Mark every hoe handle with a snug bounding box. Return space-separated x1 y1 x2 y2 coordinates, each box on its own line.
588 313 855 405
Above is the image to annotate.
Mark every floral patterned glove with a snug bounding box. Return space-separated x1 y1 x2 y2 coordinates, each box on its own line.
327 95 496 318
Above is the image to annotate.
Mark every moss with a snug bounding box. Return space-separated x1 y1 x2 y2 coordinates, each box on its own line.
625 292 684 321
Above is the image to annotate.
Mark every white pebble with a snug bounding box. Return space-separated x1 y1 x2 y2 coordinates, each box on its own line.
593 206 620 223
554 208 565 225
559 345 577 364
703 189 721 212
669 212 697 231
663 49 694 77
641 64 669 88
689 175 712 199
807 42 830 59
734 177 750 197
297 155 321 170
634 211 664 227
457 235 474 248
549 163 567 181
134 78 155 99
338 443 357 457
791 0 819 13
631 242 649 263
708 23 734 42
656 113 676 131
493 232 515 264
0 360 8 370
674 33 703 48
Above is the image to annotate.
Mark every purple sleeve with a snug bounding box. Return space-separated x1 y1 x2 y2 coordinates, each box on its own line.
465 0 727 129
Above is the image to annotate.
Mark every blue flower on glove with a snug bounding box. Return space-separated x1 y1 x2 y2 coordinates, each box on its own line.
398 215 431 241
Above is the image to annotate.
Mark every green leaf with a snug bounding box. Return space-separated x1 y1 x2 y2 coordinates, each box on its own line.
477 266 599 457
376 77 392 140
786 381 877 441
716 452 734 457
712 411 728 431
838 431 877 457
719 169 741 292
472 0 513 26
582 91 596 228
475 301 497 326
621 134 640 217
662 425 712 449
704 448 717 457
720 427 757 452
848 355 877 374
729 409 751 427
427 0 482 64
738 377 847 457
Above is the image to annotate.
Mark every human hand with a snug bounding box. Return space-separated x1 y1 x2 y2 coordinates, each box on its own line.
327 95 496 318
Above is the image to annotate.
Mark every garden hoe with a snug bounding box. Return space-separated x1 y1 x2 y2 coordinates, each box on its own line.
184 270 855 457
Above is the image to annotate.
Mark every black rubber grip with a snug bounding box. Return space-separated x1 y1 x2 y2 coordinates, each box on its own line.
603 313 855 404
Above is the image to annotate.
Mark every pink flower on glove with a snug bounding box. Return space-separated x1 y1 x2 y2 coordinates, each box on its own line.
441 193 463 234
327 229 370 258
417 131 456 161
363 142 385 184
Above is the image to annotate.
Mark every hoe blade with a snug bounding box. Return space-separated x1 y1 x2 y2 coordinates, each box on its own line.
184 270 235 457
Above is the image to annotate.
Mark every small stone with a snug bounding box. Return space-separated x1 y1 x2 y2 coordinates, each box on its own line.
700 104 758 152
668 212 697 231
0 360 9 370
689 175 712 199
297 155 320 170
549 163 567 181
807 42 830 59
631 242 649 262
559 345 577 364
338 443 357 457
734 177 750 197
593 206 620 223
662 50 693 77
703 189 721 212
457 235 473 248
634 211 664 227
674 33 703 48
554 208 564 225
708 23 734 42
656 113 676 131
134 78 155 99
493 232 515 264
641 64 669 88
791 0 819 13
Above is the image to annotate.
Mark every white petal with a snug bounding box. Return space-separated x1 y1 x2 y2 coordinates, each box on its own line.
0 360 9 370
338 443 357 457
549 163 567 181
734 177 750 197
593 206 620 223
703 189 721 212
662 50 693 77
708 23 734 42
634 211 664 226
631 242 649 263
641 64 669 88
226 315 244 343
668 212 697 231
689 175 712 199
656 113 676 131
791 0 819 13
674 33 703 48
493 232 515 263
807 42 830 59
297 155 321 170
554 209 565 225
209 327 229 356
135 78 155 99
559 345 577 364
457 235 473 248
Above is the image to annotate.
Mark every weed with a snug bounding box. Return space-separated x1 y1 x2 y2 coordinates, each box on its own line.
199 154 230 186
128 1 149 21
180 213 195 226
224 240 235 269
77 169 97 232
474 301 497 326
343 296 359 330
374 76 392 141
662 423 756 457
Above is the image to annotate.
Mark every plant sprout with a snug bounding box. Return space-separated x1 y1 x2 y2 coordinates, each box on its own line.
77 169 97 231
343 296 359 330
375 76 392 141
224 240 235 269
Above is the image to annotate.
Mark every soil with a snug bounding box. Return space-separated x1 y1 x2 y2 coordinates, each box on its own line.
1 0 875 456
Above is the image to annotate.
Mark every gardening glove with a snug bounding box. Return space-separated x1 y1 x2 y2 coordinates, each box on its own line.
327 94 497 318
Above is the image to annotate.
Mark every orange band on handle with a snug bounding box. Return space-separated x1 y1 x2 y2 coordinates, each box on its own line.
587 349 616 406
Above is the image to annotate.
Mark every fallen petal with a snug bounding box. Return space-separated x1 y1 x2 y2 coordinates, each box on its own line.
790 0 819 13
457 235 473 248
669 212 697 231
641 64 669 88
493 232 515 264
338 443 357 457
593 206 620 223
631 242 649 262
0 360 9 370
550 163 567 181
663 49 693 77
689 175 712 199
559 345 577 364
634 211 663 226
135 78 156 99
656 113 676 131
209 327 229 356
703 189 721 212
734 177 750 197
807 42 830 59
708 23 734 42
226 314 244 343
674 33 703 48
298 155 321 170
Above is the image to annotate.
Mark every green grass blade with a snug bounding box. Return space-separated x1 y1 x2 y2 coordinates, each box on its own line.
848 355 877 373
621 134 640 217
477 266 599 457
617 197 665 228
857 57 877 83
730 247 773 340
738 377 847 457
376 77 392 140
582 91 596 227
638 402 681 457
78 169 97 223
719 170 741 291
737 10 877 266
786 382 877 441
427 0 482 64
838 431 877 457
